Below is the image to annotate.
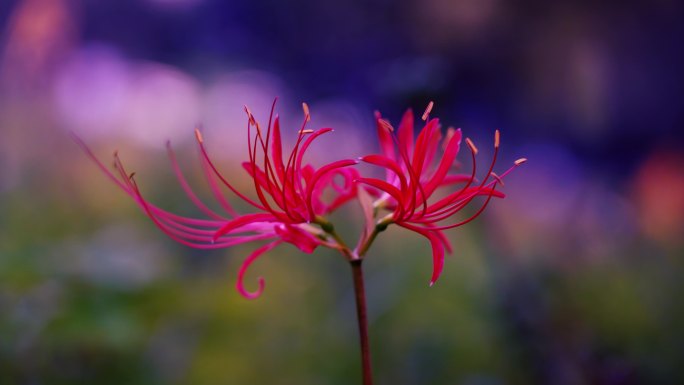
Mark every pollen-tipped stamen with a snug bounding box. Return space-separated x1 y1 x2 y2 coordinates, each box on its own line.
378 118 394 132
302 102 311 122
490 171 504 186
422 101 434 121
195 132 265 210
465 138 478 155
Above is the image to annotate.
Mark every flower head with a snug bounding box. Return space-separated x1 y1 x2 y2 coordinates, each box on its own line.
74 100 359 298
356 102 526 285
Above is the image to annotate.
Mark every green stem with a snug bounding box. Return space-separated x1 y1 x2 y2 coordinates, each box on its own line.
350 259 373 385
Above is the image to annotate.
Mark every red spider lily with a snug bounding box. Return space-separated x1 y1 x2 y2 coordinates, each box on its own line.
356 103 526 286
74 100 360 299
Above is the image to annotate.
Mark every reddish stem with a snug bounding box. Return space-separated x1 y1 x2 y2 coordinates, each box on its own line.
350 259 374 385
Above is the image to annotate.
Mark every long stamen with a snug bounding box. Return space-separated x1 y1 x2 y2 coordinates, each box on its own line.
423 141 478 215
166 141 226 221
424 183 500 231
195 128 264 210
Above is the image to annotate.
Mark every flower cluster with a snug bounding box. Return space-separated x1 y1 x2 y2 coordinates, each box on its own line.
356 103 526 284
76 100 525 298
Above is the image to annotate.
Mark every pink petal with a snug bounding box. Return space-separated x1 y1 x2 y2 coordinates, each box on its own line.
360 154 408 193
411 118 439 178
274 224 321 253
305 159 359 220
355 177 405 219
237 240 282 299
397 223 445 286
422 128 462 198
270 116 286 183
375 113 395 161
397 109 415 156
213 213 277 240
355 183 376 250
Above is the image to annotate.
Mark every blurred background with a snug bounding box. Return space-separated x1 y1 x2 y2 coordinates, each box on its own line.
1 0 683 384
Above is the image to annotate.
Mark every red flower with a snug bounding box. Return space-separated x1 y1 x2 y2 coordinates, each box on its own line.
74 100 359 299
356 103 526 285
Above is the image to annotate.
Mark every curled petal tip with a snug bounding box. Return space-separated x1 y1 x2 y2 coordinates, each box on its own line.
239 277 265 300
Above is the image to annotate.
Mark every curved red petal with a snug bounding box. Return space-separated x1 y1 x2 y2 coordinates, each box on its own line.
397 109 414 156
422 128 462 198
213 213 277 240
398 223 445 286
237 240 281 299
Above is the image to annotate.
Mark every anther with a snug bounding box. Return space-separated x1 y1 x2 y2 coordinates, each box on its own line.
194 128 204 143
514 158 527 166
465 138 479 155
494 130 500 148
244 105 256 125
422 101 434 121
299 129 314 134
302 102 311 122
378 118 394 132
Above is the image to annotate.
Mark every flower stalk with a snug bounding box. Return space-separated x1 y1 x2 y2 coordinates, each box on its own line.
350 259 373 385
